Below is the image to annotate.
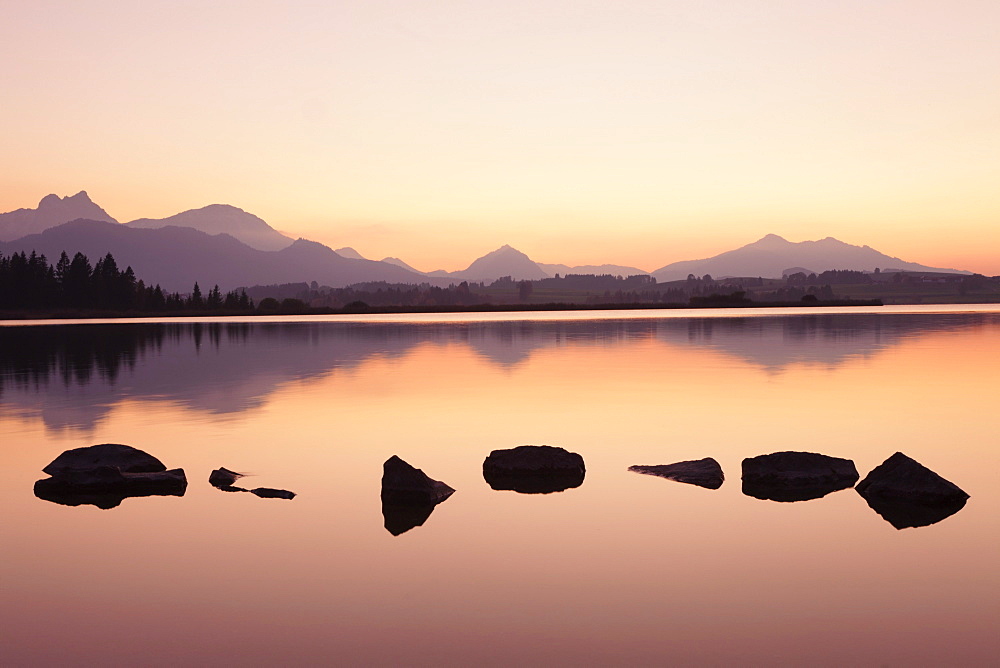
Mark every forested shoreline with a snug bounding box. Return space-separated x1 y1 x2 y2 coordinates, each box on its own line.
0 251 253 313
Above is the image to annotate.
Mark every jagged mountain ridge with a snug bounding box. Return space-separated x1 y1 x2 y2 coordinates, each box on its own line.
652 234 969 281
0 191 117 241
127 204 294 251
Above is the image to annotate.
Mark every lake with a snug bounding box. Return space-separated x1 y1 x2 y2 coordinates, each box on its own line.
1 305 998 666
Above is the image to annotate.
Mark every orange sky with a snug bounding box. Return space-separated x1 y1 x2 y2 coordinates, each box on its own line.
2 1 998 274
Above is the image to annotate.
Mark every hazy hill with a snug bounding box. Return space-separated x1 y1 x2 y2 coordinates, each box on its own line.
451 245 550 282
0 219 437 292
0 191 117 241
127 204 293 251
537 262 649 278
381 256 425 274
652 234 970 281
334 247 366 260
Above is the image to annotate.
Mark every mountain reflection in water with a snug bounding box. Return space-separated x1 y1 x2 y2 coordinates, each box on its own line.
1 312 994 431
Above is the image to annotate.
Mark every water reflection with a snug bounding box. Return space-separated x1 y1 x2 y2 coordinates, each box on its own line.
381 500 444 536
1 312 996 432
859 493 968 529
33 479 185 509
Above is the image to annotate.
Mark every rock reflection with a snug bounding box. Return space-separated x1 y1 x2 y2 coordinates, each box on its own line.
33 480 185 509
381 501 441 536
859 494 968 529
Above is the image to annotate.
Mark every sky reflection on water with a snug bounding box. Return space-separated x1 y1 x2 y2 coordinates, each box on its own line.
0 309 997 665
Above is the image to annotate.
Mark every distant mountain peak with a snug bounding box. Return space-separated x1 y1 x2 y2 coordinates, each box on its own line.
334 247 366 260
0 190 117 240
126 204 293 251
752 233 790 246
653 234 970 281
456 244 549 281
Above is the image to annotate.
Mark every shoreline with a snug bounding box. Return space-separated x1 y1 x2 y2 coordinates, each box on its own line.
0 299 885 321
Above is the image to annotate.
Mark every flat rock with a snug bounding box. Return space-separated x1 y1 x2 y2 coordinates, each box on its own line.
483 445 586 494
483 445 585 474
856 452 969 529
742 451 859 502
381 455 455 505
37 465 187 491
629 458 724 489
43 443 167 476
251 487 296 500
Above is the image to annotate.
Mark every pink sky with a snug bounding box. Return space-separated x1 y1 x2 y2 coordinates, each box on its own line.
2 1 998 274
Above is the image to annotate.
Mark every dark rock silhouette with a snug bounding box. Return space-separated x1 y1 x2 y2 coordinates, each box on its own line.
208 466 295 499
629 458 724 489
250 487 296 500
742 451 859 502
856 452 969 529
381 455 455 505
209 467 244 488
483 445 586 494
35 443 186 509
380 456 454 535
43 443 167 476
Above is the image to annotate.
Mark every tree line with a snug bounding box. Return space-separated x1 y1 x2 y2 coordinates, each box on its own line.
0 250 253 312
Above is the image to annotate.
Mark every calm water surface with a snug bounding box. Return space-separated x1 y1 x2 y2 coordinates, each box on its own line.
1 306 998 666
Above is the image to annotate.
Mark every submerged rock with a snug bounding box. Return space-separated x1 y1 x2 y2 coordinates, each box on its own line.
856 452 969 529
742 451 859 502
35 444 186 509
209 466 296 500
251 487 296 500
483 445 586 494
43 443 167 476
209 467 244 488
629 458 724 489
381 455 455 505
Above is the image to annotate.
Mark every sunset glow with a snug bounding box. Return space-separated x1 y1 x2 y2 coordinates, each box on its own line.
2 1 998 273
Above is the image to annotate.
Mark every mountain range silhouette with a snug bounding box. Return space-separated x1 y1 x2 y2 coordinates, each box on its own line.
0 192 972 291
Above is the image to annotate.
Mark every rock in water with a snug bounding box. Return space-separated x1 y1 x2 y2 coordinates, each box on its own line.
856 452 969 529
742 451 859 502
381 455 455 505
482 445 586 494
251 487 296 500
43 443 167 476
629 458 724 489
209 467 244 488
35 444 186 509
